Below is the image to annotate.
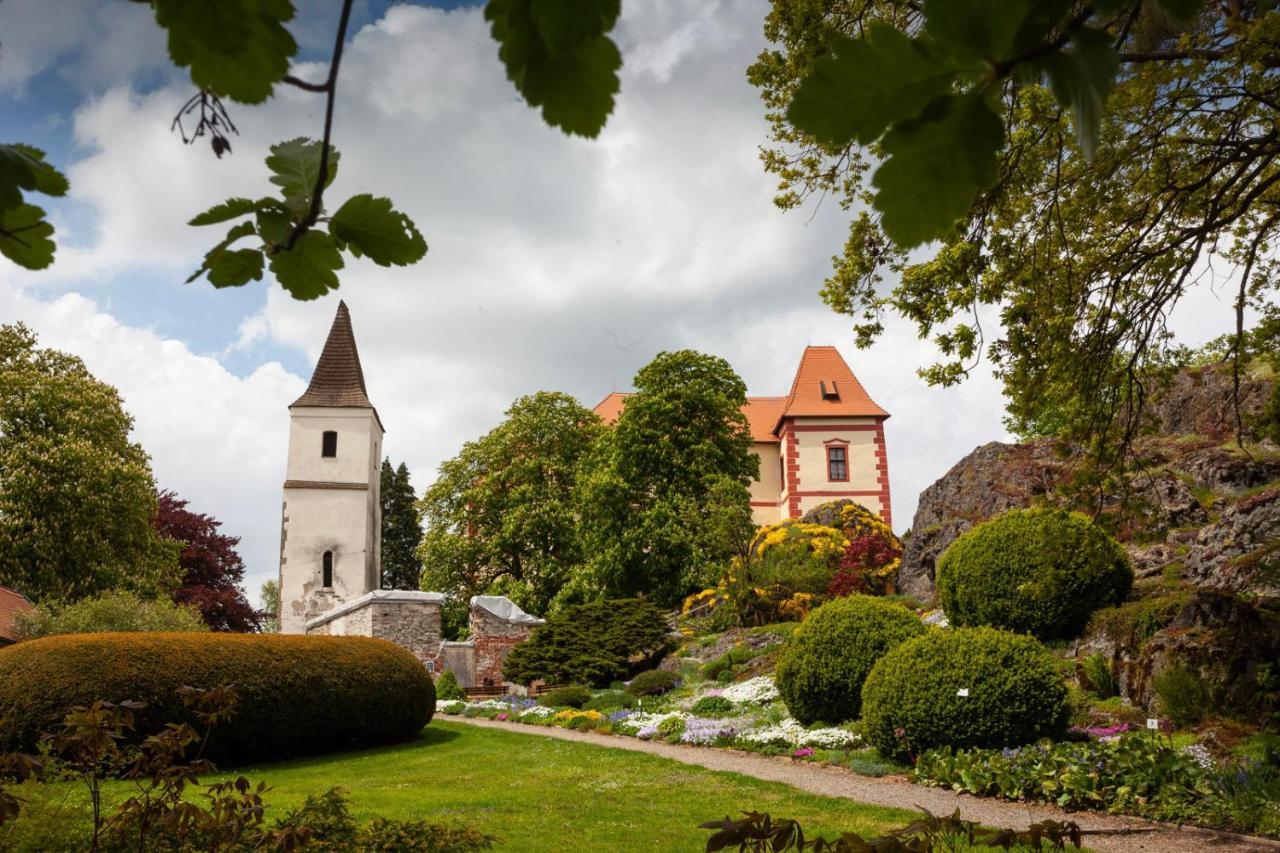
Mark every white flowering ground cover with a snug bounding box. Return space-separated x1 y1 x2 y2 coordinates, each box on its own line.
438 676 870 761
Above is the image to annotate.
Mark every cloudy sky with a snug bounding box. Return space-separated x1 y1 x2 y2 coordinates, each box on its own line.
0 0 1245 603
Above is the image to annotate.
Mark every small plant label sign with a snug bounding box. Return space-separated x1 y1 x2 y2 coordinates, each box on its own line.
1147 718 1159 730
956 688 969 697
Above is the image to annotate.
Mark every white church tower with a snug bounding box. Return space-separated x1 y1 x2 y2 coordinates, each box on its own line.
278 301 383 634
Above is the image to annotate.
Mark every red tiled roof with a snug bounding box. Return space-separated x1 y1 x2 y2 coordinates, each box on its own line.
778 346 889 424
0 586 33 644
591 393 786 443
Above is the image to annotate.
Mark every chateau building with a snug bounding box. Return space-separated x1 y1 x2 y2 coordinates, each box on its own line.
278 302 540 688
594 346 892 527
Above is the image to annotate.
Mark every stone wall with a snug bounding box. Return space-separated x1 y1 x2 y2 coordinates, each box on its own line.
466 596 543 687
304 590 445 667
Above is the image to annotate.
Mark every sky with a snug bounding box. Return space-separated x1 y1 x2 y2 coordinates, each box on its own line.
0 0 1248 605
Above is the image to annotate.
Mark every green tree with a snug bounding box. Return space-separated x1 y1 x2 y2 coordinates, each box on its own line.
576 350 757 608
0 324 180 602
13 589 207 640
380 459 423 591
750 0 1280 461
418 391 603 615
260 579 280 633
3 0 624 291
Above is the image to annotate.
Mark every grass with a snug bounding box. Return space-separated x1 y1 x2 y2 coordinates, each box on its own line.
6 721 925 852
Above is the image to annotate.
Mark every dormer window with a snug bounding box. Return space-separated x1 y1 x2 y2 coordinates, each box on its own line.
820 381 840 400
321 431 338 458
322 551 334 587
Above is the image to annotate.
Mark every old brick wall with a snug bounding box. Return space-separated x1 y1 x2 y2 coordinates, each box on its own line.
468 605 536 687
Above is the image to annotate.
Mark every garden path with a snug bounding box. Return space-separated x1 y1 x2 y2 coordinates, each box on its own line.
450 716 1279 852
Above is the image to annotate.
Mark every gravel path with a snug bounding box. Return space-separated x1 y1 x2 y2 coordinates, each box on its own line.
447 716 1279 853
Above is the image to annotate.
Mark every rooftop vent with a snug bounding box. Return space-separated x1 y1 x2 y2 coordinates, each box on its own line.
820 380 840 400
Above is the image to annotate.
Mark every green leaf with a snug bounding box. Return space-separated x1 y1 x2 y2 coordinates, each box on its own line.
255 207 293 248
266 138 339 215
925 0 1031 62
268 230 344 300
188 197 261 226
150 0 297 104
1155 0 1203 22
207 248 265 288
529 0 619 56
872 91 1004 248
0 204 56 270
0 144 68 209
328 194 427 266
486 0 621 138
186 220 257 283
787 26 959 148
1033 27 1119 160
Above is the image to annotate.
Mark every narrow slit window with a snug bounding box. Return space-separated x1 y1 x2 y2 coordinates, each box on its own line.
827 446 848 481
322 551 334 588
321 431 338 458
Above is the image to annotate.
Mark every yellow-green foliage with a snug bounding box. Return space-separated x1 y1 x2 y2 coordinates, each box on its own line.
775 595 925 725
862 627 1070 761
13 590 207 639
748 520 848 593
0 633 434 764
937 508 1133 641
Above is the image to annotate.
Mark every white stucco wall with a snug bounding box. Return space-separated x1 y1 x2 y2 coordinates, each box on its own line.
279 406 383 634
749 442 782 525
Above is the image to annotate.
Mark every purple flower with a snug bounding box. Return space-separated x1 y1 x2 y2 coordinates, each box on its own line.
609 709 633 723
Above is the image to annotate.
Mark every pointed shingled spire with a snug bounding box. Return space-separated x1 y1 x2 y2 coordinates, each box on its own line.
291 301 375 410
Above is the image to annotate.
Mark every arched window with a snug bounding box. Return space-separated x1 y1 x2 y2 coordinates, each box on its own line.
321 430 338 458
322 551 334 588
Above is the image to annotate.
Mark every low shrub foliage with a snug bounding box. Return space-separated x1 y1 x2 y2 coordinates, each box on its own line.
691 695 735 716
538 685 592 709
14 590 207 640
625 669 680 696
774 595 924 726
1080 653 1117 699
434 670 465 702
1153 664 1212 729
936 508 1133 641
861 627 1070 761
502 598 672 687
0 633 434 764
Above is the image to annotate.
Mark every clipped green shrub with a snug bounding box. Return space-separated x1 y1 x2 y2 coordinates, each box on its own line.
691 695 735 716
936 508 1133 640
625 669 680 696
583 690 636 712
657 716 686 741
774 595 925 725
502 598 672 687
434 669 465 701
0 633 434 764
1154 663 1211 728
1080 653 1117 699
13 590 207 639
538 684 592 708
862 627 1070 761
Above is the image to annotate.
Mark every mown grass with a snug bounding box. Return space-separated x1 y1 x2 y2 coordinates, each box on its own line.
2 721 924 852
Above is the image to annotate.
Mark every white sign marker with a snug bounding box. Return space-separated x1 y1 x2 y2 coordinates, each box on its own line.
956 688 970 697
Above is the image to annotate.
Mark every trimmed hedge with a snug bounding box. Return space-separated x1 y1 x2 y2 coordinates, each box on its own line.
861 627 1069 761
538 685 592 708
0 633 434 764
774 595 925 725
936 508 1132 641
625 669 680 696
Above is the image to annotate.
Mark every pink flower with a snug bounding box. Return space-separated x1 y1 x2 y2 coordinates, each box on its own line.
793 747 815 758
894 727 906 739
496 712 508 721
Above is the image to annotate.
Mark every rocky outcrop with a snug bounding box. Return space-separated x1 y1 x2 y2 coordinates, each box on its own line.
897 441 1069 600
897 367 1277 603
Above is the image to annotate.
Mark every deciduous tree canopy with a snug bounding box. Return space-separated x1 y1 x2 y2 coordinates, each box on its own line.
0 323 179 602
750 0 1280 460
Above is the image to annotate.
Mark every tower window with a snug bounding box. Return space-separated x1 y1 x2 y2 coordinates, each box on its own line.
322 551 334 588
321 431 338 457
827 446 848 481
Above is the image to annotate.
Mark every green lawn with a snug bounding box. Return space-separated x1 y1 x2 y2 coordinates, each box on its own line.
216 721 915 851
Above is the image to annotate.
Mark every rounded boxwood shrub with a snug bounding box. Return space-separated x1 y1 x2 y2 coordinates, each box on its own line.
861 627 1070 761
690 695 734 716
583 689 636 712
936 508 1132 641
625 669 680 696
538 684 592 708
774 595 925 725
434 669 465 701
0 633 434 764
